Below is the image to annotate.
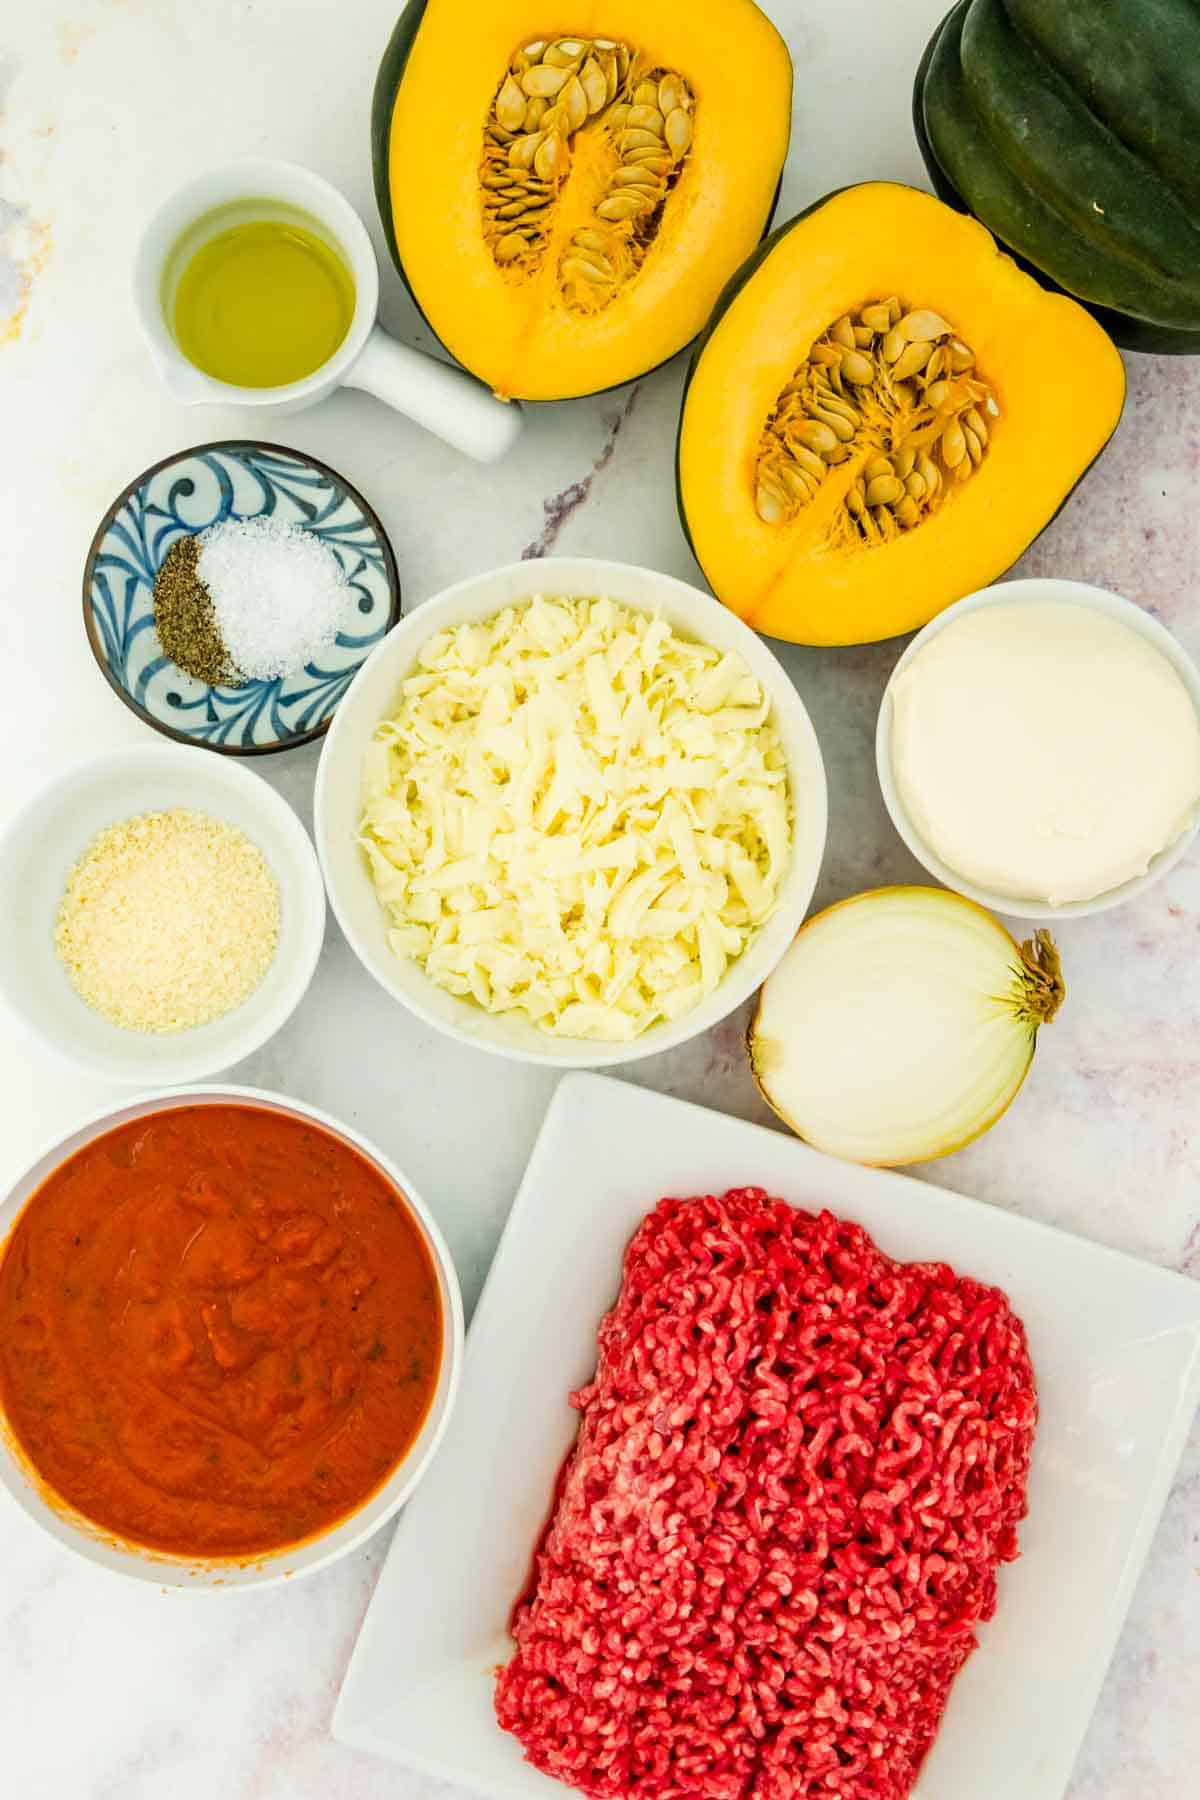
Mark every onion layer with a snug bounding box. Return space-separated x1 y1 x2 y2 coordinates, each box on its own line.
749 886 1064 1166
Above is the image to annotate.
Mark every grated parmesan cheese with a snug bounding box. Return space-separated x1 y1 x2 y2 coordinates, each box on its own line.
359 595 793 1041
55 809 280 1033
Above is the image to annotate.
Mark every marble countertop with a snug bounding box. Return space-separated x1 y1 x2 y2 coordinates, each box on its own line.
0 1 1196 1795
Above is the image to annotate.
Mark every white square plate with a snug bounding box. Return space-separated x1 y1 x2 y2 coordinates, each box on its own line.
333 1075 1200 1800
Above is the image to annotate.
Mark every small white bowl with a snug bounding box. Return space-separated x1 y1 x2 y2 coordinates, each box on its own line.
315 557 828 1067
877 577 1200 920
0 743 326 1082
0 1085 464 1589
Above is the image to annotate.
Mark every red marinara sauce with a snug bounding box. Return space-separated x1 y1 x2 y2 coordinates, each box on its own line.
0 1105 442 1558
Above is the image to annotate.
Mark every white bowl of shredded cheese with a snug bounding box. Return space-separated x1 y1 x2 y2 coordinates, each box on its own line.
0 744 326 1083
315 558 827 1066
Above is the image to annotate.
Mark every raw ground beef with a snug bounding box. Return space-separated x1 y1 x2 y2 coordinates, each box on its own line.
494 1188 1036 1800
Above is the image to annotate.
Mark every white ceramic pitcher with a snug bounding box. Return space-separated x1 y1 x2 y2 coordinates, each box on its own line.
133 159 522 464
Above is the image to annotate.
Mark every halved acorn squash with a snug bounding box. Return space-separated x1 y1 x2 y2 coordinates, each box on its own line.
676 182 1125 647
372 0 792 400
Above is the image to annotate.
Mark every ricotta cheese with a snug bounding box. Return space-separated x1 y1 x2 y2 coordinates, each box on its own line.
890 600 1200 905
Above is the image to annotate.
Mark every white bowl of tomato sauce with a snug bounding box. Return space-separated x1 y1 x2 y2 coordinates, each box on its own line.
0 1086 464 1588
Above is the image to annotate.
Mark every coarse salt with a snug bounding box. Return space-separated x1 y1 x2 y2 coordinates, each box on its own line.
197 514 351 680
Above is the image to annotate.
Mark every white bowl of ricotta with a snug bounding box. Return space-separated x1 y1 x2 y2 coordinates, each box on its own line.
876 578 1200 919
315 557 827 1066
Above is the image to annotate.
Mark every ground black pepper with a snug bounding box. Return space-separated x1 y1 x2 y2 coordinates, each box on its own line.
152 534 241 686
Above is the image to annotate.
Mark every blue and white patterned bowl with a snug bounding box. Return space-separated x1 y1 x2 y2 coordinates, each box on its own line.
83 440 401 755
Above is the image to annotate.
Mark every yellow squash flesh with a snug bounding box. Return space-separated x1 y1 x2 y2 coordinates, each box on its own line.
385 0 792 400
677 183 1126 645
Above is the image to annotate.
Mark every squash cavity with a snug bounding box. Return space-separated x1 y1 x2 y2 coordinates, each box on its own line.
677 183 1125 646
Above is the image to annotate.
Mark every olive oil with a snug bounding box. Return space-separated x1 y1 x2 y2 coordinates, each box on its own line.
172 218 355 388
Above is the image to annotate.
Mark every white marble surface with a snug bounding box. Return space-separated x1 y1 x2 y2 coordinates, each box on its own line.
0 1 1196 1795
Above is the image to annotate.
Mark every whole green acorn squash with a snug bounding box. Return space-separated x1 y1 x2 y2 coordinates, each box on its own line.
914 0 1200 353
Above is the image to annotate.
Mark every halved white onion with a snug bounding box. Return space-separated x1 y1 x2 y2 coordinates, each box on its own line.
749 885 1064 1166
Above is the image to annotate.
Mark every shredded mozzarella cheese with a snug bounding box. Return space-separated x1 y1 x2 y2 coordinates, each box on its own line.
359 596 792 1041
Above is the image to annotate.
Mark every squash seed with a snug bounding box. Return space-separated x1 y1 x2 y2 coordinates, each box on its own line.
865 474 905 507
795 420 840 455
753 294 998 538
778 463 820 501
580 57 608 113
941 419 967 468
810 405 857 441
496 77 526 130
665 108 693 158
545 39 584 66
963 406 989 444
521 64 568 96
562 76 589 131
900 309 952 341
508 132 541 167
756 484 787 525
891 340 932 381
482 38 697 305
533 134 562 180
619 127 664 151
787 442 827 479
840 349 875 385
561 255 610 284
596 193 646 221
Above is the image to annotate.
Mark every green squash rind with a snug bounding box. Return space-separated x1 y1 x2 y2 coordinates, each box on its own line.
914 0 1200 353
674 180 1125 634
371 1 428 283
1002 0 1200 219
370 5 789 403
959 0 1200 318
919 2 1163 320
